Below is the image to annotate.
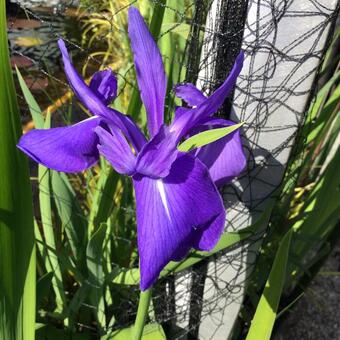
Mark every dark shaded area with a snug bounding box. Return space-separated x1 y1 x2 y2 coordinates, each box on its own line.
274 241 340 340
185 0 212 84
212 0 248 118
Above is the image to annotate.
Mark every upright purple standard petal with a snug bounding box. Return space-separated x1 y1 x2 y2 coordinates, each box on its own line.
170 52 244 140
58 39 146 152
95 125 136 175
128 7 166 137
17 117 101 172
191 119 246 187
133 154 225 290
89 69 117 106
174 83 207 106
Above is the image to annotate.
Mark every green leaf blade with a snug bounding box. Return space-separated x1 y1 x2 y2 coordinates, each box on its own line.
178 123 244 152
15 66 44 129
0 1 36 338
246 229 293 340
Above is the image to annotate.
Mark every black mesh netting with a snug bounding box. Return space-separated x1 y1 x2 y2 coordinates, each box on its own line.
7 0 339 338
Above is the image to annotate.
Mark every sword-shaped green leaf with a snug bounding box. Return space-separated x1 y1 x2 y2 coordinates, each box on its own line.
246 229 293 340
0 0 36 338
178 123 244 152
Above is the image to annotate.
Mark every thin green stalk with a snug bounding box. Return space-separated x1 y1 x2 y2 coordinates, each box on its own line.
133 289 152 340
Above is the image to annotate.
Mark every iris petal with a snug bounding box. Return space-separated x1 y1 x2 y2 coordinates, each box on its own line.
128 7 166 137
170 51 244 140
95 125 136 175
174 83 207 106
58 39 108 117
174 106 191 120
135 125 178 179
58 39 146 152
89 69 117 106
191 119 246 186
17 117 101 172
133 154 225 290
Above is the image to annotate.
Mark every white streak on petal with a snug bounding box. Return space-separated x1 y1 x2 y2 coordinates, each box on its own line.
156 179 171 220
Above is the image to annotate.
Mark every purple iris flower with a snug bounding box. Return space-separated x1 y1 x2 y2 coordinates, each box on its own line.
17 7 246 290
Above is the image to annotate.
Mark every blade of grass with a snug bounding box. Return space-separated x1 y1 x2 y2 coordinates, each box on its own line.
38 113 66 313
86 223 107 334
306 81 340 144
88 161 120 235
16 66 44 128
0 0 36 338
51 171 87 271
290 148 340 275
246 229 293 340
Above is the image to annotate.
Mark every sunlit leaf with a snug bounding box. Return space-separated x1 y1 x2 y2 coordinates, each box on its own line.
178 122 244 152
161 22 191 40
246 229 293 340
16 66 44 128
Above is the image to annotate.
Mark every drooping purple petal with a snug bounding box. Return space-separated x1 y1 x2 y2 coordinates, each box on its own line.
135 125 178 179
58 39 146 152
128 7 166 137
191 118 246 186
133 154 225 290
89 69 117 106
170 51 244 140
174 83 206 106
95 125 136 175
17 117 101 172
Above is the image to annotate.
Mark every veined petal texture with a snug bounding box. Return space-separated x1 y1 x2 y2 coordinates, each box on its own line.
17 116 101 172
135 125 179 179
95 125 136 175
174 83 207 106
128 7 166 137
133 154 225 290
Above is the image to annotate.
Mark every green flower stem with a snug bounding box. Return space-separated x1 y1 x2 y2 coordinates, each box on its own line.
133 288 152 340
